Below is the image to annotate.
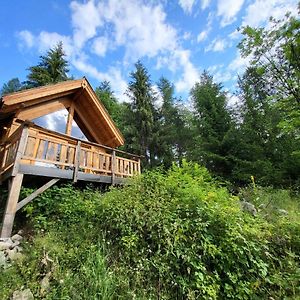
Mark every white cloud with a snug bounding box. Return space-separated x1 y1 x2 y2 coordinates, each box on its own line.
227 94 241 108
197 29 209 42
178 0 196 14
242 0 298 27
16 0 200 95
174 49 199 92
100 0 177 60
44 110 68 131
208 64 232 83
228 29 240 40
92 36 109 57
152 84 164 108
183 31 192 40
228 53 250 73
197 12 213 43
217 0 244 26
73 56 128 101
17 30 74 58
17 30 35 48
38 32 74 56
70 0 102 48
201 0 211 10
205 38 228 52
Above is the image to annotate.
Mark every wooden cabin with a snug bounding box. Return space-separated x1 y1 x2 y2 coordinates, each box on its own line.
0 78 141 238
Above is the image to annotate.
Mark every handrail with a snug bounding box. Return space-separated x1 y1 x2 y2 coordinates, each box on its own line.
0 123 24 146
15 119 142 159
0 120 141 180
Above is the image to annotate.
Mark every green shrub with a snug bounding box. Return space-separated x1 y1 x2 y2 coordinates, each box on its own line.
1 162 299 299
95 161 300 299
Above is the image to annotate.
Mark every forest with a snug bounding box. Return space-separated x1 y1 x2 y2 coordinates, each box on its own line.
0 10 299 300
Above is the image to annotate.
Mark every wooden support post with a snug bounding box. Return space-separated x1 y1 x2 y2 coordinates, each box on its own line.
137 158 141 175
12 126 29 176
73 141 81 182
65 102 75 136
0 173 24 238
111 150 116 185
16 178 60 211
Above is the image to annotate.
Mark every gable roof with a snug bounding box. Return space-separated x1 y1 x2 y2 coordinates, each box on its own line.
0 78 124 148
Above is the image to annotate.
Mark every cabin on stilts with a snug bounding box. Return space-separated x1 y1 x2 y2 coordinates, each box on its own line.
0 77 141 238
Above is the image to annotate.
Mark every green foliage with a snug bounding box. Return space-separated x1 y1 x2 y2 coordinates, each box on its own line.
95 162 299 299
189 71 232 177
0 230 117 299
0 78 24 96
155 77 189 168
95 81 129 131
126 61 156 166
22 184 98 230
25 42 70 88
238 10 300 137
1 165 299 299
228 67 300 186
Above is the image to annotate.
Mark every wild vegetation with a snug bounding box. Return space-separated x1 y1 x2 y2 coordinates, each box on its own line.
1 162 300 299
0 8 300 300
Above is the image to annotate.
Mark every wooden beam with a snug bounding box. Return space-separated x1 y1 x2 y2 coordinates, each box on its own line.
0 173 24 238
2 79 83 106
16 98 71 121
111 150 116 185
73 141 81 182
65 102 75 136
19 164 73 179
16 178 59 211
17 163 127 184
138 158 141 175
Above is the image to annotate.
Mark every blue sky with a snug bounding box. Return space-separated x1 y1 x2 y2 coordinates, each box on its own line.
0 0 298 106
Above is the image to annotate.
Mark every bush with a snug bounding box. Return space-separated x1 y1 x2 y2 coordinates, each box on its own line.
96 161 300 299
1 162 299 299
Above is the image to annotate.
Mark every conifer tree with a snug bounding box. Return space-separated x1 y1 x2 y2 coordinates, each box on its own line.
126 61 155 165
26 42 70 87
189 71 231 176
157 77 188 168
0 78 23 96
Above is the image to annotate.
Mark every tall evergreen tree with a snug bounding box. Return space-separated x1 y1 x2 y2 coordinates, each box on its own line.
26 42 70 87
126 61 155 165
156 77 188 168
0 78 23 96
189 71 232 176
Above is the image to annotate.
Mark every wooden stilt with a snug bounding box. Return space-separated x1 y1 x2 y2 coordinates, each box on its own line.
73 141 81 183
111 150 116 185
16 178 60 211
0 173 24 238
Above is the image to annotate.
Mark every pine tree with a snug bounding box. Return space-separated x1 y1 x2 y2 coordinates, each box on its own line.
0 78 23 96
189 71 232 176
26 42 70 87
157 77 188 168
126 61 155 165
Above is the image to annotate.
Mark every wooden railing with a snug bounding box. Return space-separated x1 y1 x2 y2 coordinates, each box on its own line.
0 123 141 181
0 128 22 174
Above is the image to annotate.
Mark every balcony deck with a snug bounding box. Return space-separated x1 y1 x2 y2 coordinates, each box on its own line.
0 122 141 185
